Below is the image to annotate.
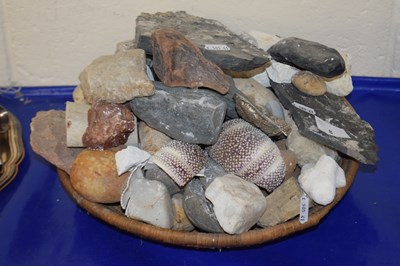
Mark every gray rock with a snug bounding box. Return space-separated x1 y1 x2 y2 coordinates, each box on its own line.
135 11 269 72
130 81 227 145
268 37 345 78
271 81 378 164
183 178 224 233
200 157 227 188
143 163 181 195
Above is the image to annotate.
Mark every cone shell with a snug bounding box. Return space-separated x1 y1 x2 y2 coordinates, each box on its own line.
151 140 207 187
209 119 286 192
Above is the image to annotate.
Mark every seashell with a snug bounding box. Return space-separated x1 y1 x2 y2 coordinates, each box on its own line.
151 140 207 187
209 119 286 192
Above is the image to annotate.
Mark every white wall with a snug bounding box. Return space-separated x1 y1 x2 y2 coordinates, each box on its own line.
0 0 399 87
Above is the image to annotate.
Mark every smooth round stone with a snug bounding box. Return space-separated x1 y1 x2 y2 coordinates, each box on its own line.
292 71 327 96
183 178 224 233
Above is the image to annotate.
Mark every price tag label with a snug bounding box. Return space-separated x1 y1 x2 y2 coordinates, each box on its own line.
292 102 316 115
204 44 230 51
299 193 309 224
315 116 350 138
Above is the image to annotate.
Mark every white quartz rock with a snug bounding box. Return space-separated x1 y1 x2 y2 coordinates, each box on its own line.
287 127 339 167
115 145 151 175
121 169 173 229
325 52 353 96
298 155 346 205
266 60 300 84
205 174 267 234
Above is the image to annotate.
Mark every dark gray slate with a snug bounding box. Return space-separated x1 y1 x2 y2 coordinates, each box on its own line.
144 163 181 195
130 81 227 145
271 81 378 164
135 11 270 72
268 37 345 78
183 178 224 233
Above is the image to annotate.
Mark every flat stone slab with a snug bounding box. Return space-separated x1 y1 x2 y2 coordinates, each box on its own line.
135 11 270 72
130 81 226 145
271 82 378 164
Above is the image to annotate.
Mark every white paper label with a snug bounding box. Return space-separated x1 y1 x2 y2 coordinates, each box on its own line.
204 44 230 51
299 193 309 224
315 116 350 138
292 102 316 115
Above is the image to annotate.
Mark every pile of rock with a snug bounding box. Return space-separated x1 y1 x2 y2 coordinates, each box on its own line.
30 11 378 235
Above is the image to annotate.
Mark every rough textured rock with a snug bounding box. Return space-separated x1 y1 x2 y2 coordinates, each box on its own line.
72 85 88 104
241 30 281 51
292 71 327 96
115 39 136 53
121 169 174 229
151 28 229 94
30 110 83 174
183 178 224 233
130 81 226 145
234 78 284 118
79 49 155 104
325 52 354 96
268 37 346 78
205 174 267 234
82 102 135 150
144 163 181 195
258 176 314 227
171 193 195 231
287 127 338 167
271 81 378 164
135 11 270 72
138 121 171 155
65 101 91 147
298 155 346 205
70 149 129 203
234 93 291 137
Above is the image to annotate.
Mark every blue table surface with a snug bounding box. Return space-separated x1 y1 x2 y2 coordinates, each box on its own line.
0 77 399 266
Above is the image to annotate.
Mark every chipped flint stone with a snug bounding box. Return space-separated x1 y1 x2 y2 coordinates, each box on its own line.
79 49 155 104
65 101 90 147
143 162 181 195
115 146 151 175
234 93 291 137
234 78 284 118
266 60 300 83
298 155 346 205
135 11 270 72
258 176 314 227
151 28 230 94
271 81 378 164
183 178 224 233
121 169 174 229
268 37 345 78
205 174 267 234
130 81 226 145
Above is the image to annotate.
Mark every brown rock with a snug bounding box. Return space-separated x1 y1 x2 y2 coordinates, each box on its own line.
30 110 83 174
70 149 129 203
79 49 155 104
138 122 171 155
82 102 135 150
151 28 229 94
280 149 298 181
291 71 327 96
171 193 195 231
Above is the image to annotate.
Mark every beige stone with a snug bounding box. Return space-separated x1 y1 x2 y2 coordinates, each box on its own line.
292 71 327 96
65 101 90 147
138 122 171 155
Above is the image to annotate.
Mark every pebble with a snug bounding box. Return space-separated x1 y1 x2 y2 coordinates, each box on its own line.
298 155 346 205
292 71 327 96
268 37 346 78
205 174 267 234
325 52 354 96
183 178 224 233
130 81 226 145
143 163 181 195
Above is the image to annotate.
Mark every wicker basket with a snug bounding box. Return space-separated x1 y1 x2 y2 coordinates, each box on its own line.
57 157 358 249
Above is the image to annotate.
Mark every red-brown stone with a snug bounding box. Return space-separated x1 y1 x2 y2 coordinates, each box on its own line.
151 28 229 94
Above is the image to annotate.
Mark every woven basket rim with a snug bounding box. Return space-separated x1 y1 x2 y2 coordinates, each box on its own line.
57 157 359 249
